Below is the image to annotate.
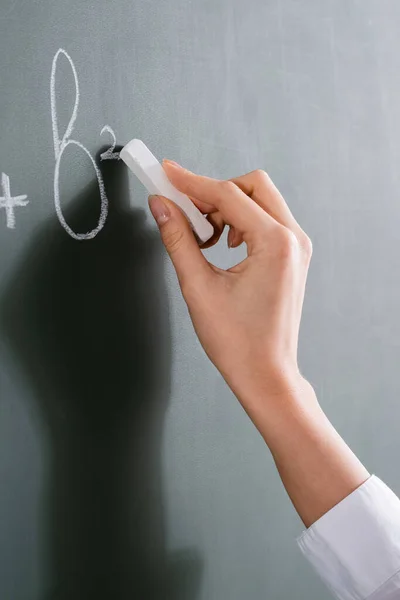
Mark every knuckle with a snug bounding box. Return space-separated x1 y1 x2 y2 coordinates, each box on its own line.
219 180 237 194
301 233 313 259
275 228 298 260
162 226 184 254
252 168 268 183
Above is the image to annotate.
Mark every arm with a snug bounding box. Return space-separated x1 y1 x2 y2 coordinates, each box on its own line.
148 161 400 599
148 161 368 527
248 378 369 527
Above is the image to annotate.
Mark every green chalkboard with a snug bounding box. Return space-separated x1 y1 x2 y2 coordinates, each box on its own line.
1 2 400 599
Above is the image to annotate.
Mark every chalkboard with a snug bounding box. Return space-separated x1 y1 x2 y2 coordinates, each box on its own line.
1 2 400 599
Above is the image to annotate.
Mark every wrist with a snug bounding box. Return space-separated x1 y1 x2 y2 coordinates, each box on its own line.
234 362 307 404
233 369 321 439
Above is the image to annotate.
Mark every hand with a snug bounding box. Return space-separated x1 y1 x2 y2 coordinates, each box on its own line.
148 161 312 422
149 160 369 527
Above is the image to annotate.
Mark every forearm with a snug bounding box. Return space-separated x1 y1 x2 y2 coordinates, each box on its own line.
241 375 370 527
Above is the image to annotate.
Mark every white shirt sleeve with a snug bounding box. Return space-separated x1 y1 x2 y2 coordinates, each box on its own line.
297 476 400 600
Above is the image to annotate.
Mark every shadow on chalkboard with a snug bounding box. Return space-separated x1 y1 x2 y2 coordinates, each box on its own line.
0 152 203 600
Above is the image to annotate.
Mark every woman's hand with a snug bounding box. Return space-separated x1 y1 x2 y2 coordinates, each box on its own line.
148 159 369 527
149 161 312 421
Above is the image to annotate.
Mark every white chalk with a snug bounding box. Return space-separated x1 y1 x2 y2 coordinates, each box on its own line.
120 139 214 243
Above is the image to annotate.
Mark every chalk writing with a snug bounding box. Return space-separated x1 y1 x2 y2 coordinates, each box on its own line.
51 48 117 240
0 173 29 229
0 49 122 236
100 125 121 161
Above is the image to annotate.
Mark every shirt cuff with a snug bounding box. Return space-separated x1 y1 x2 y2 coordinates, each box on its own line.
297 476 400 600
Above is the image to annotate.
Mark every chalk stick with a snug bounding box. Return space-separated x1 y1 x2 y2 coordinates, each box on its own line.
120 139 214 243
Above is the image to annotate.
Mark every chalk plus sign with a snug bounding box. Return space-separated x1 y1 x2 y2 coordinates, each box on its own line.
0 172 29 229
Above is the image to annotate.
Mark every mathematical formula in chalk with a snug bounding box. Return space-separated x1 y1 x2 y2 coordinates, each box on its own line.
0 49 120 240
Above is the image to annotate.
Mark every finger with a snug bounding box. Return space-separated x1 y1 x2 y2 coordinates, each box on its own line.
163 160 278 242
227 226 244 249
148 195 210 289
201 212 225 249
227 226 235 249
231 169 302 235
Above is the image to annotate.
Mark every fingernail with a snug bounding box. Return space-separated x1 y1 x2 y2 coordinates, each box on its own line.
227 227 234 249
148 195 170 225
163 159 182 169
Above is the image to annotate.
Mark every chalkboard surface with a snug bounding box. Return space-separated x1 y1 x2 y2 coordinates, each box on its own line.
1 2 400 599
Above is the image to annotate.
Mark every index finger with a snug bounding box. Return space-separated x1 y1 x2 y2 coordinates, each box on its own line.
162 160 278 242
231 170 303 238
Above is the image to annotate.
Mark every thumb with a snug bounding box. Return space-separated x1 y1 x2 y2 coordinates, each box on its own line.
148 194 210 289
